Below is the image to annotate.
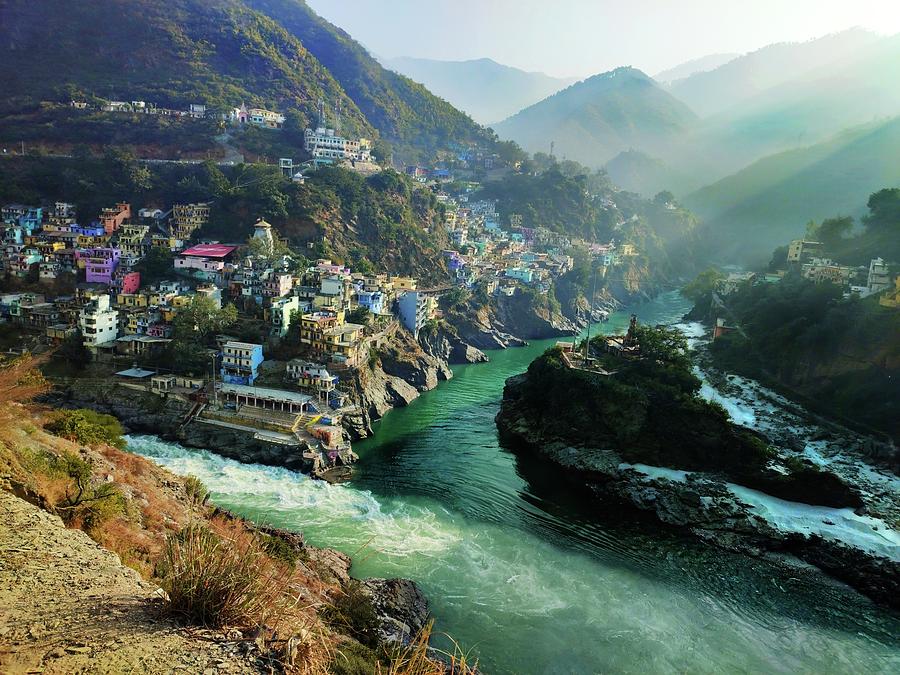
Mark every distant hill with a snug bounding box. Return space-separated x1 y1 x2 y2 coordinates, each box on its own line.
685 116 900 262
0 0 488 156
686 32 900 178
493 67 698 167
669 28 880 117
383 56 576 125
653 53 738 85
604 150 694 197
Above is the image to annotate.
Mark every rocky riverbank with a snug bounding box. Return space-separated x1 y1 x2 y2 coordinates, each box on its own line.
43 383 319 472
495 338 900 608
0 401 432 672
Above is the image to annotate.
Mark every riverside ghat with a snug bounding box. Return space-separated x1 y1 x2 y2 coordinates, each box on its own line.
97 354 360 483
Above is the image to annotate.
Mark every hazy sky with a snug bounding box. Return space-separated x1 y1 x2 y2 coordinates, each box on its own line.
307 0 900 78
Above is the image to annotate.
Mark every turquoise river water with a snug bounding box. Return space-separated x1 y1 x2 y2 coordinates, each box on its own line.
128 291 900 674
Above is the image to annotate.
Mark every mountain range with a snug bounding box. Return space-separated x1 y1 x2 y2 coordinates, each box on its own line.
382 56 576 125
0 0 489 155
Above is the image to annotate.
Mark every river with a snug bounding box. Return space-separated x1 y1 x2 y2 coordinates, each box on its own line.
127 291 900 674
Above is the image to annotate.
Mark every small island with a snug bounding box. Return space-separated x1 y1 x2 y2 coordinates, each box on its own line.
496 317 899 607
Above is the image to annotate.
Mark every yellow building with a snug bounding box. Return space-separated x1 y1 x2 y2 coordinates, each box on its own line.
879 277 900 308
391 276 418 291
116 293 149 308
170 202 210 241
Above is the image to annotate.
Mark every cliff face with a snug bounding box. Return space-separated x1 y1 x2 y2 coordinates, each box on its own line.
495 349 900 608
343 329 454 439
688 282 900 442
418 321 488 365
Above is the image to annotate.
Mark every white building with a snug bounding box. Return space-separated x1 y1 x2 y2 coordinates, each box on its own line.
79 294 119 348
304 127 373 162
868 258 891 294
268 295 301 337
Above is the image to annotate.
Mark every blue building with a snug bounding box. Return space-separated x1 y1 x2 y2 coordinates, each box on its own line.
220 340 264 385
357 290 385 315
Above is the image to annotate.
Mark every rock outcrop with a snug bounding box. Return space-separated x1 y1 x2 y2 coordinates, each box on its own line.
418 321 488 365
361 578 430 646
343 329 454 439
496 353 900 609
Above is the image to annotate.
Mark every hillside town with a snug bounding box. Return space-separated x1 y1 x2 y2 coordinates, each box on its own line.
0 180 642 479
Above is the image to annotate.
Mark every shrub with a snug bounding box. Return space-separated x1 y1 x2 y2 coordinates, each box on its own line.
45 409 126 448
183 475 209 507
157 524 291 628
53 451 125 531
321 580 381 648
258 532 299 568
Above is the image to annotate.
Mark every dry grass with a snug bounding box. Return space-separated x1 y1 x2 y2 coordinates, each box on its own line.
379 621 479 675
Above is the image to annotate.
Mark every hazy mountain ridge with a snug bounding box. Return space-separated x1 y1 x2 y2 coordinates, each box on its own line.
685 116 900 261
653 53 738 84
383 56 576 125
493 67 698 166
669 28 881 117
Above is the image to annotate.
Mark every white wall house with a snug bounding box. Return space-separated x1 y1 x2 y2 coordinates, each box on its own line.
79 294 119 348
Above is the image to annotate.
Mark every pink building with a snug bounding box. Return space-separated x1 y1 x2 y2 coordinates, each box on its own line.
80 247 120 284
263 272 293 297
117 271 141 294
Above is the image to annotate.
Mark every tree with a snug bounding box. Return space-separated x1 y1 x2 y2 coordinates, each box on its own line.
133 247 174 285
864 188 900 231
810 216 853 249
653 190 675 206
56 332 92 369
172 296 237 340
681 268 724 302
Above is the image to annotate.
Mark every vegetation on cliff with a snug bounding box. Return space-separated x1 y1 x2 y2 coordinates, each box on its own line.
499 326 861 507
693 275 899 441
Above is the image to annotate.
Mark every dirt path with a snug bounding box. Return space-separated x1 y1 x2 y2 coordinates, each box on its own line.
0 489 258 674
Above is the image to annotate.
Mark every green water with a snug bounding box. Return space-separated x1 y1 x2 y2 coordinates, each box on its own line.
128 292 900 674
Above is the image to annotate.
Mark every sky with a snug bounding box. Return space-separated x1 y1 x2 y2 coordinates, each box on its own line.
307 0 900 78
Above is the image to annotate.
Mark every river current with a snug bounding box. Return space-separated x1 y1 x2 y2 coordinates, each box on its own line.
127 291 900 674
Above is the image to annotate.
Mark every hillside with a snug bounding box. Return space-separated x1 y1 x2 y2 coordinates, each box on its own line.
653 53 738 84
383 56 576 125
493 67 697 168
0 0 488 158
669 28 880 117
244 0 490 154
604 149 693 197
685 117 900 262
678 32 900 182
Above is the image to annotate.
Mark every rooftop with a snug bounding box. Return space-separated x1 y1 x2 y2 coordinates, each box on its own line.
180 244 237 258
219 383 311 405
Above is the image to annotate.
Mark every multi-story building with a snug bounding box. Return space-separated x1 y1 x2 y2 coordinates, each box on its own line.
304 126 373 162
170 202 211 241
787 239 824 265
99 202 130 235
801 258 852 286
116 223 150 257
356 290 385 315
229 104 285 129
397 290 429 338
79 294 119 349
267 295 301 337
868 257 891 294
80 247 120 285
220 341 264 385
175 243 236 282
286 359 338 399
